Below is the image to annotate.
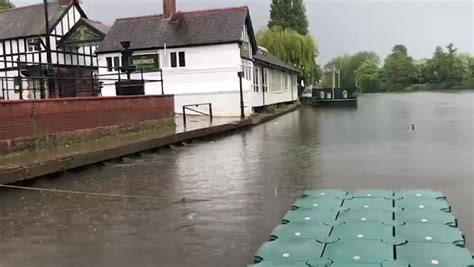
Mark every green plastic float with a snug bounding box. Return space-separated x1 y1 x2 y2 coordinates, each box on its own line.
249 190 474 267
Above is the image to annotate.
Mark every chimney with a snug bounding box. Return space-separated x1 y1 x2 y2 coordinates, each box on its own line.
163 0 176 18
58 0 78 6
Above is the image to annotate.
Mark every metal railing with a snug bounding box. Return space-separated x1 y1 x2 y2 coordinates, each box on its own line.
182 103 213 130
0 59 164 100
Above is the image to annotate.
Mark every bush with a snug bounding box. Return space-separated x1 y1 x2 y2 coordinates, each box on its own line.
404 84 430 91
461 78 474 89
402 82 471 91
265 104 279 113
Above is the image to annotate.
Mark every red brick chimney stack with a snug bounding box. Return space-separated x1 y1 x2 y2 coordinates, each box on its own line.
58 0 78 6
163 0 177 18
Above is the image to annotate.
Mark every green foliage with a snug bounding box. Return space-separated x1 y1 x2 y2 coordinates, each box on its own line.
422 43 466 85
324 43 473 92
343 52 380 88
265 104 279 113
257 26 319 85
0 0 14 10
383 44 417 91
268 0 309 35
322 52 380 88
321 54 350 88
355 59 384 92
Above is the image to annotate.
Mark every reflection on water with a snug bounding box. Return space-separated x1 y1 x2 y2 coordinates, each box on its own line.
0 92 473 267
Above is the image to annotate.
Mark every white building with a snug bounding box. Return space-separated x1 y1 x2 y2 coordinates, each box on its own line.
96 0 298 117
252 47 299 111
0 0 108 100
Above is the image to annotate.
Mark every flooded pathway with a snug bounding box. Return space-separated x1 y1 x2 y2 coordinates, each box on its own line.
0 92 473 267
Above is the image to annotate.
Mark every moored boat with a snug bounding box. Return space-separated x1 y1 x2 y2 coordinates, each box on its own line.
312 66 358 107
312 87 358 107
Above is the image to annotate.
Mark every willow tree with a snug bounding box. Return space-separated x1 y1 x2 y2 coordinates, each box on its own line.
0 0 14 10
257 26 319 84
268 0 309 35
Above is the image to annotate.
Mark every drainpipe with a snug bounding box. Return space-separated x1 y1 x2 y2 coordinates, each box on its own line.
43 0 53 99
238 71 245 119
290 74 294 102
262 67 266 107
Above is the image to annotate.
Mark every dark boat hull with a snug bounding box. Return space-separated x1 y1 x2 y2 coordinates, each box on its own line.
311 88 358 107
313 98 358 107
313 98 357 107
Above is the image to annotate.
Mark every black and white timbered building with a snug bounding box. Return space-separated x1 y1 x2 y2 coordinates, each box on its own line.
0 0 109 100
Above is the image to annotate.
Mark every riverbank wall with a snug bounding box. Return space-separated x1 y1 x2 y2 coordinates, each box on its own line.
0 102 300 185
0 95 175 155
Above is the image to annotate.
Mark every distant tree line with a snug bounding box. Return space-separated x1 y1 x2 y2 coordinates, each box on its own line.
322 43 474 92
0 0 14 10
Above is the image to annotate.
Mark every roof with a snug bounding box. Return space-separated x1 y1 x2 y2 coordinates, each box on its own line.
0 3 68 40
254 49 299 73
83 18 110 35
58 18 110 47
97 6 256 53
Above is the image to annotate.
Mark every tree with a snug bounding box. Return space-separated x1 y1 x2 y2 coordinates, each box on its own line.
383 45 417 91
392 44 408 55
268 0 309 35
322 52 379 88
423 43 466 86
257 26 319 85
0 0 14 10
458 53 474 88
413 59 428 84
342 51 380 88
355 59 384 92
321 54 351 88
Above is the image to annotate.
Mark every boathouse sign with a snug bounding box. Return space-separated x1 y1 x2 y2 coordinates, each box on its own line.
131 54 160 72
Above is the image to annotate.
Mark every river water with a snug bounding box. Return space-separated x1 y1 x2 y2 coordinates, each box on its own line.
0 92 473 267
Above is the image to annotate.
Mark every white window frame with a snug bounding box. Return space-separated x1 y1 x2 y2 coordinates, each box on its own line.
253 67 260 92
262 68 268 92
241 60 253 81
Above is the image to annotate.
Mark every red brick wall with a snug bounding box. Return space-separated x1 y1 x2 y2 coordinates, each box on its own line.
0 95 174 140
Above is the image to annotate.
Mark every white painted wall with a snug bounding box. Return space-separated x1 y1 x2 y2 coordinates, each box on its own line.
99 43 255 116
251 89 297 107
98 44 297 116
251 64 298 108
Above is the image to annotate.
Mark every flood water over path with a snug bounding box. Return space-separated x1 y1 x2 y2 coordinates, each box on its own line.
1 92 473 267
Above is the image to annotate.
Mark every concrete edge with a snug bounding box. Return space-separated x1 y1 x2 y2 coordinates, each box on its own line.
0 119 253 185
0 104 300 185
251 103 301 125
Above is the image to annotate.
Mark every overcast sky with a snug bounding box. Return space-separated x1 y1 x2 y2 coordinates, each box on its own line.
12 0 474 64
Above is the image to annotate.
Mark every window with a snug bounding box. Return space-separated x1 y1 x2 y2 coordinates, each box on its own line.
240 25 252 59
113 56 120 71
170 52 177 68
241 60 252 81
253 67 259 92
106 57 113 72
178 52 186 67
27 38 41 52
170 51 186 68
262 68 268 92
